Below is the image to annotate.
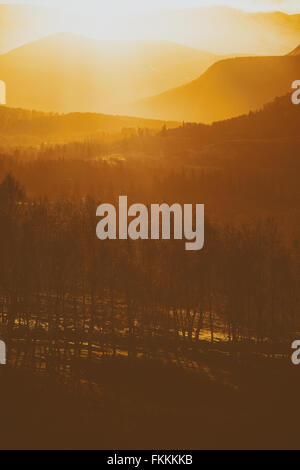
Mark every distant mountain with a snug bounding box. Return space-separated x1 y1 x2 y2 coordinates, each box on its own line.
130 55 300 123
128 7 300 55
288 45 300 56
0 33 219 114
1 4 300 57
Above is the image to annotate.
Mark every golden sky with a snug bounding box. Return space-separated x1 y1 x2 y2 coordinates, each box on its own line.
1 0 299 55
2 0 300 13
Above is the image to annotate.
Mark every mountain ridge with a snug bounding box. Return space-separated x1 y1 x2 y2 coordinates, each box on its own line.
1 4 300 55
0 33 220 114
288 44 300 56
129 55 300 123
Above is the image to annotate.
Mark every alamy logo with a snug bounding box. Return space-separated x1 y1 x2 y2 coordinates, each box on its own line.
0 340 6 365
292 80 300 105
96 196 204 251
291 340 300 365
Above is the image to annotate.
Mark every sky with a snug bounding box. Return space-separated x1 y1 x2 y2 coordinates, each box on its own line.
1 0 300 13
1 0 299 54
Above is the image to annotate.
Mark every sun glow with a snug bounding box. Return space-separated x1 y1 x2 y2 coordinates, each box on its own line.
2 0 299 55
3 0 299 14
47 0 300 53
21 0 300 43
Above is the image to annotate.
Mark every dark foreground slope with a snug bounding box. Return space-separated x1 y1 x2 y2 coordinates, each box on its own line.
1 352 300 450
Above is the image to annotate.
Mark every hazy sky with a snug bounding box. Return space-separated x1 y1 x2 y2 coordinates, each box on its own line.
2 0 300 13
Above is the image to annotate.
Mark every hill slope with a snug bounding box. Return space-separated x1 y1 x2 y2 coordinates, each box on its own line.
0 105 178 145
288 44 300 56
0 33 219 114
165 94 300 141
130 55 300 123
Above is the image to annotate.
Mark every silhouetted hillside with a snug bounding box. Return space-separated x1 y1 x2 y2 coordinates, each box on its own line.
165 94 300 141
131 56 300 122
288 44 300 56
0 94 298 146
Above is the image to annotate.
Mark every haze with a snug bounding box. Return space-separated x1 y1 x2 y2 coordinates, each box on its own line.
3 0 300 14
1 1 300 54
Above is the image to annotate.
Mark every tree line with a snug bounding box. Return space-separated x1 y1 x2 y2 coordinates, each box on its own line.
0 172 298 377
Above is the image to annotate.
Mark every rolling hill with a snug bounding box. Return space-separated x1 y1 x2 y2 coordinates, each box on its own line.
130 55 300 123
0 104 178 145
0 33 220 114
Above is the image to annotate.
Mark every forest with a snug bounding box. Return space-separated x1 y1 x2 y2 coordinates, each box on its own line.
0 93 299 449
